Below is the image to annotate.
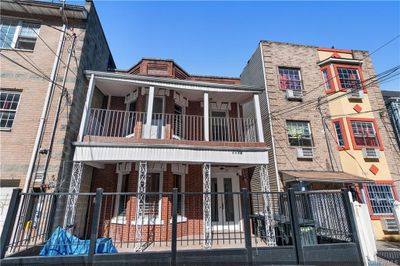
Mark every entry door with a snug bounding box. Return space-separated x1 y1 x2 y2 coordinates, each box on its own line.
211 175 240 230
144 96 165 139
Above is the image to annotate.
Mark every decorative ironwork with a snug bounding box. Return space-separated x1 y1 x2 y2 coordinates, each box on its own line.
202 163 212 249
63 162 83 230
260 165 277 246
134 161 147 252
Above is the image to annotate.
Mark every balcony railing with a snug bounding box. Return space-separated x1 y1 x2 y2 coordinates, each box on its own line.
86 108 257 142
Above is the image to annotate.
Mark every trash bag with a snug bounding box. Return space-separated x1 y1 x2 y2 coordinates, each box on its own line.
39 227 117 256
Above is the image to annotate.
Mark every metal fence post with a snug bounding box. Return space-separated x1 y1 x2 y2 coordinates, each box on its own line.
88 188 103 263
241 188 253 265
288 188 304 265
0 189 21 259
341 188 363 264
171 188 178 266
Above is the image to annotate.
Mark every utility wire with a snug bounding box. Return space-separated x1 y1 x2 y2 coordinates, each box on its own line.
271 65 400 118
10 0 78 78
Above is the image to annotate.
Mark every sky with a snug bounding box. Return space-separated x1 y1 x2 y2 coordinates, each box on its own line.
89 1 400 91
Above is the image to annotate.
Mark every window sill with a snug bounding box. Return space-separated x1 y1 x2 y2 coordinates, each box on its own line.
169 215 187 224
0 128 12 132
370 214 394 220
111 216 127 224
132 217 164 225
0 47 34 53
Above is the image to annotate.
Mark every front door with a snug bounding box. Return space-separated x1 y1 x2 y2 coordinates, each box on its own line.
211 174 241 230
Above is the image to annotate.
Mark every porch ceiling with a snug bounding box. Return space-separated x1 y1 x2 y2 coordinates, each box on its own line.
89 71 259 103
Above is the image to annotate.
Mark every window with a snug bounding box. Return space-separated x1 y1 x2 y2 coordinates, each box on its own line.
173 104 183 139
0 91 21 129
286 121 313 147
350 120 380 148
321 66 335 94
336 67 363 92
0 18 40 50
366 183 396 215
115 174 129 217
332 118 349 150
173 174 183 215
278 67 302 91
144 173 161 218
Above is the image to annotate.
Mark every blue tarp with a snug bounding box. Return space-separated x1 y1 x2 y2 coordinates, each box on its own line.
39 227 118 256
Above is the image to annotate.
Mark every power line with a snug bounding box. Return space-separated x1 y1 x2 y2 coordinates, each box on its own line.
268 34 400 114
271 65 400 118
11 0 79 78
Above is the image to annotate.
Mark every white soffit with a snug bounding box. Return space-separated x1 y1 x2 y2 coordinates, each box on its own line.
73 146 268 165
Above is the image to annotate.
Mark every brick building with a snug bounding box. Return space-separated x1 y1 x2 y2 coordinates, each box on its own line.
241 40 400 240
0 0 114 235
62 58 273 249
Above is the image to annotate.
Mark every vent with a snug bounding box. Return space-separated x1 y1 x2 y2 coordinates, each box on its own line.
286 89 303 100
297 147 313 159
34 170 45 182
362 148 380 159
116 162 132 174
347 89 364 99
381 218 399 232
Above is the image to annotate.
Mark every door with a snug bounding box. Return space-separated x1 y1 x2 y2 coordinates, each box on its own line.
211 174 241 230
143 96 165 139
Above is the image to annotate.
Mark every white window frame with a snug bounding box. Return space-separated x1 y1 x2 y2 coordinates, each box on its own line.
112 173 129 224
172 102 185 140
132 171 164 225
286 120 313 147
0 90 21 130
350 120 380 148
278 67 303 92
0 18 40 50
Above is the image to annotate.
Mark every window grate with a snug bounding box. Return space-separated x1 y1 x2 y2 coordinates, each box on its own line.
366 183 395 215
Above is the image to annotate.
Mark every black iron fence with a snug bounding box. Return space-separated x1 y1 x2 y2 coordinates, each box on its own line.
0 189 362 265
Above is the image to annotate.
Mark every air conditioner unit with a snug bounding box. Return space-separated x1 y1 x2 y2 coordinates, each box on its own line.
362 148 380 159
116 162 132 174
297 147 313 159
347 89 364 99
286 89 303 100
381 218 399 232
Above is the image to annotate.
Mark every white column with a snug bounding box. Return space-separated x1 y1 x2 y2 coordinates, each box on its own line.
203 163 212 249
64 162 83 230
260 165 277 246
135 161 147 252
78 74 96 141
144 86 155 138
203 92 209 141
253 93 264 143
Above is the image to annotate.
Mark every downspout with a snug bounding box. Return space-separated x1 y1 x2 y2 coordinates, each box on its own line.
42 33 76 185
259 42 281 191
22 24 66 193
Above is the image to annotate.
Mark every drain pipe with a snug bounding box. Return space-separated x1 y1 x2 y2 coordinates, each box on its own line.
22 24 66 193
42 33 76 186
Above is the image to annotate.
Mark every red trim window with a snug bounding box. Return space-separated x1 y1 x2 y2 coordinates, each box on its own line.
364 181 397 219
331 118 349 150
333 64 366 93
320 65 335 94
347 118 384 150
278 67 303 92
